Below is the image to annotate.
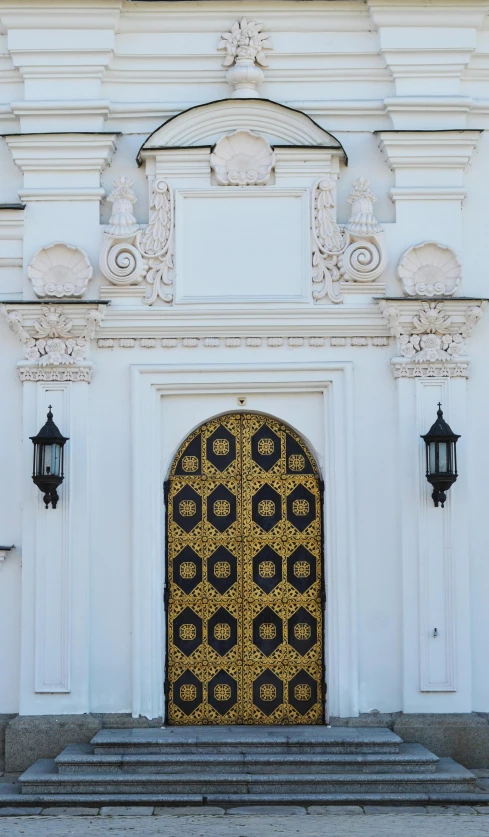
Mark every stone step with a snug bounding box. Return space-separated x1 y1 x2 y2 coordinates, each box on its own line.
91 726 403 755
19 758 477 796
55 742 439 775
3 791 489 807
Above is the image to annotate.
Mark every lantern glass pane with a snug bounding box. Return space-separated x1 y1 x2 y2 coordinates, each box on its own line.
429 442 436 475
439 442 448 473
46 444 61 477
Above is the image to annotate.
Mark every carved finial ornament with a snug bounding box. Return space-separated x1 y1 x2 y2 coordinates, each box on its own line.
218 18 272 98
312 176 386 304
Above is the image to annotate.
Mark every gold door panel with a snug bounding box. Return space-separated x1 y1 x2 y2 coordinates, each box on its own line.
166 413 324 724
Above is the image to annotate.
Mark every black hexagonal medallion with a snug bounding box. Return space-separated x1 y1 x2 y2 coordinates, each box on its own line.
172 606 203 657
207 485 237 533
206 425 236 472
208 669 238 716
208 607 237 657
286 434 314 475
288 670 318 716
208 546 238 594
172 485 202 534
286 484 316 533
252 484 282 532
288 606 317 656
253 606 283 657
251 424 281 472
252 545 282 593
287 545 317 593
174 433 202 476
173 669 203 716
253 669 283 717
173 546 202 594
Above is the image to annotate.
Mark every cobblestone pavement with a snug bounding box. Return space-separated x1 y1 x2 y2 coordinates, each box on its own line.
1 807 489 836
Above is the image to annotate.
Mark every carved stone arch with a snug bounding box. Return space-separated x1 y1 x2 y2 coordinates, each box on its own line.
137 98 347 161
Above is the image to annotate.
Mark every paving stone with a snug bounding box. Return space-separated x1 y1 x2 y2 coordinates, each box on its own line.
308 805 364 814
364 806 428 814
227 805 306 815
154 806 225 815
41 807 100 816
0 808 42 816
100 806 154 816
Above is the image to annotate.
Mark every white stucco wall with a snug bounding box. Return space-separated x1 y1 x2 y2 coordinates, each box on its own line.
0 0 488 720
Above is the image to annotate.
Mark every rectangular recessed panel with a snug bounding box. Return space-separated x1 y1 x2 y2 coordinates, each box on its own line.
176 190 308 303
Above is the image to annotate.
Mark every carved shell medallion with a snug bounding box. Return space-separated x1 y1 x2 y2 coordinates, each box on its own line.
210 130 275 186
397 241 461 297
28 242 93 298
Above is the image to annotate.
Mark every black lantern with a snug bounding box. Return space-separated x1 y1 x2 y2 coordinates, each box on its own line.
30 407 69 509
421 403 460 508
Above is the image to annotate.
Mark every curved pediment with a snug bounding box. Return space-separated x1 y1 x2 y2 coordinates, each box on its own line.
137 98 346 162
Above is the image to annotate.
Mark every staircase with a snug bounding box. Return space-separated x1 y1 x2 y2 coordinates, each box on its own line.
4 726 488 807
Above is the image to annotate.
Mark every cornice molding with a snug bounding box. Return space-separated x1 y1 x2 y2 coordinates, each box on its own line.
4 133 118 177
377 130 481 171
95 304 391 339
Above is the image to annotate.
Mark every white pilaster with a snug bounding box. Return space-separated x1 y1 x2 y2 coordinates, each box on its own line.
378 131 480 276
20 376 90 712
396 371 471 711
5 133 117 299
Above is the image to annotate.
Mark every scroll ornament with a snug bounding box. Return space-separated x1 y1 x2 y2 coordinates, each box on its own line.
380 300 485 363
312 177 387 304
2 305 103 366
100 177 174 305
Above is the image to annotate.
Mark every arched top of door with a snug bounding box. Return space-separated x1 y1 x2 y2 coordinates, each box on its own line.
137 98 347 165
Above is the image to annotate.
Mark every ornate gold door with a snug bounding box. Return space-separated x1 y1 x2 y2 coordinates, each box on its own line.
166 413 324 724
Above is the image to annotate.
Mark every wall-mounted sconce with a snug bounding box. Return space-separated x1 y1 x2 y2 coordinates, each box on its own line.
30 407 69 509
421 403 460 508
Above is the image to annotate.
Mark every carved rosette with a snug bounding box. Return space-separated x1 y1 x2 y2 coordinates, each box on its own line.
379 299 486 378
312 177 387 304
100 177 174 305
1 304 105 382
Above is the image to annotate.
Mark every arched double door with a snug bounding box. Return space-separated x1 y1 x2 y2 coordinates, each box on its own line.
166 413 324 724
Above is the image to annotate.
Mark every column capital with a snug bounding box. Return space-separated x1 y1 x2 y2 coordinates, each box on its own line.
1 300 107 382
379 297 487 377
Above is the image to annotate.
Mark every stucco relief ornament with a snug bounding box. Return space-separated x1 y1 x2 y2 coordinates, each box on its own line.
312 177 387 304
397 241 462 297
218 18 272 98
2 305 103 366
100 177 174 305
100 177 147 288
28 242 93 298
211 130 275 186
380 300 485 364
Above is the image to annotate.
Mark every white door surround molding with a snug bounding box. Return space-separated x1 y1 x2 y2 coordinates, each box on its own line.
130 361 358 721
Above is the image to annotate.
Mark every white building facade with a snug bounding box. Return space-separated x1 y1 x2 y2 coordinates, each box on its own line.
1 0 489 770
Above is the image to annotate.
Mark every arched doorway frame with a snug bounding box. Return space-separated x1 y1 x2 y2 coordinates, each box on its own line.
130 361 358 723
164 409 326 725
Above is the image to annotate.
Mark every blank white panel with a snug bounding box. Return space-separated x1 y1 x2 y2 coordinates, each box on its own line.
176 189 309 303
